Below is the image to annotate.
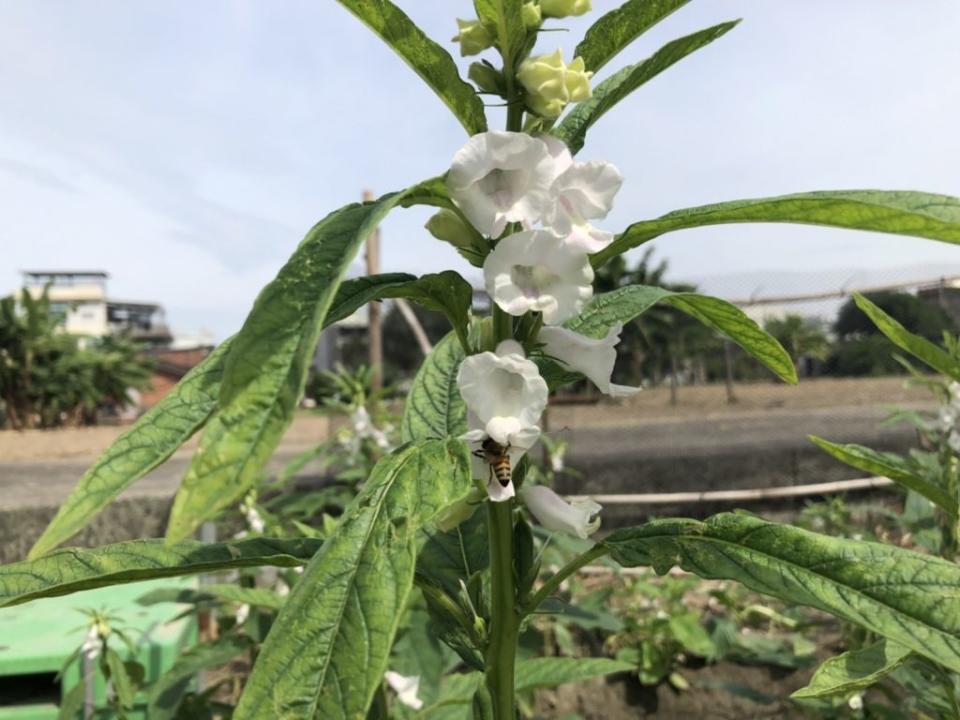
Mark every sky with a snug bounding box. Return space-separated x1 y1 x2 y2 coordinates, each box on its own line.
1 1 958 341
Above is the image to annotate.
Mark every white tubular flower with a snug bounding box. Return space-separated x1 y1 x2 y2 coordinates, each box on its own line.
462 422 541 502
448 131 557 237
484 230 594 325
245 506 266 534
950 430 960 455
545 159 624 254
457 340 548 443
80 626 101 662
235 603 251 625
539 323 640 397
520 485 601 539
384 671 424 710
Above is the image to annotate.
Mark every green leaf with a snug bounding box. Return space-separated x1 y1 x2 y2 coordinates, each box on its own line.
412 658 633 717
575 0 691 72
555 21 738 154
594 190 960 268
27 340 232 560
30 272 427 559
604 513 960 674
515 657 635 691
401 332 468 441
234 439 471 720
327 273 418 326
810 436 957 517
566 284 796 383
104 648 138 709
148 634 254 720
58 682 85 720
791 639 913 700
137 584 287 611
474 0 525 68
418 511 489 597
337 0 487 135
853 293 960 380
380 271 474 348
0 537 320 608
167 187 421 542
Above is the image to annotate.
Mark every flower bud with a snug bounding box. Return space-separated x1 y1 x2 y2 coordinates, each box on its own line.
468 61 505 96
541 0 592 18
517 50 592 118
522 1 543 28
426 209 479 248
452 18 494 57
435 488 484 531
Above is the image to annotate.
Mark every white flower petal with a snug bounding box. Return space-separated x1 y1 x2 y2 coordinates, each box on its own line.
564 223 614 254
463 414 541 503
484 229 594 325
384 672 424 710
520 485 602 539
541 134 573 177
448 131 558 237
539 323 640 396
457 347 548 434
545 159 623 239
487 477 516 503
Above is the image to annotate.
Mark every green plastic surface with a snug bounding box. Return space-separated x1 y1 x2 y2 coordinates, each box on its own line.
0 577 198 719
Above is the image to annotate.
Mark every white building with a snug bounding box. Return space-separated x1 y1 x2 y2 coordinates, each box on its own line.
19 270 172 347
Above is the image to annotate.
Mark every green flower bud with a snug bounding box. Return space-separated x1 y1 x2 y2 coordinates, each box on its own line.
426 209 481 249
517 50 593 118
522 1 542 28
468 61 505 96
541 0 592 18
452 18 494 57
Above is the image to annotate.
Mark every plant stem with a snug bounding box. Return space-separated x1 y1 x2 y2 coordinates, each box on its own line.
486 499 519 720
482 38 530 720
523 544 609 612
493 306 513 345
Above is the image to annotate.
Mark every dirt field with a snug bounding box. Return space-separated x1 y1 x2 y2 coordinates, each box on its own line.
550 375 930 429
0 377 929 462
0 413 331 462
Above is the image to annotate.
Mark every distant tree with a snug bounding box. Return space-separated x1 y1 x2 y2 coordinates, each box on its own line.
834 291 953 340
597 249 722 402
0 288 152 429
764 314 829 377
827 292 954 377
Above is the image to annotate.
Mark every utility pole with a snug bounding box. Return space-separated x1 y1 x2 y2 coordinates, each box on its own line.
363 190 383 391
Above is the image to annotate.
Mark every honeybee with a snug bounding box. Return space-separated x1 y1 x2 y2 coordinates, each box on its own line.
474 437 513 487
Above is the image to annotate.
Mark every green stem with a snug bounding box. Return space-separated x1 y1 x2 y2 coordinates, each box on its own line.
454 322 472 356
486 499 519 720
492 306 513 346
523 544 609 612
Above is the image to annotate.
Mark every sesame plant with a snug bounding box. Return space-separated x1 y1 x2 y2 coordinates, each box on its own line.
801 295 960 716
3 2 960 719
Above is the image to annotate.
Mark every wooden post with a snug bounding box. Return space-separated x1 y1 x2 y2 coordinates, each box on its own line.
363 190 383 391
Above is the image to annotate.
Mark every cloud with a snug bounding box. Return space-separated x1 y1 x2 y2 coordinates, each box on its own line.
0 157 76 193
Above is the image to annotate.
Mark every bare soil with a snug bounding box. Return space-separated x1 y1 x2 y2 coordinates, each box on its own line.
550 375 930 430
535 659 817 719
0 413 331 462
